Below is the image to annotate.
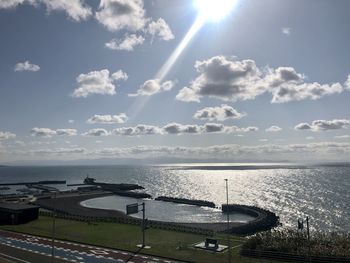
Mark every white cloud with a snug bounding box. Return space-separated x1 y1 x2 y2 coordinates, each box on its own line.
128 79 175 96
335 135 350 139
176 56 264 102
68 120 75 124
85 122 258 137
147 18 174 41
163 123 201 134
193 104 245 121
0 131 16 140
345 75 350 90
30 128 77 137
0 0 92 21
282 27 291 36
14 61 40 72
162 123 258 135
306 136 314 140
0 0 26 9
259 139 268 142
295 119 350 131
176 56 344 103
72 69 127 98
105 34 145 51
30 141 57 145
82 128 110 137
111 69 128 81
41 0 92 21
55 129 77 136
30 147 86 155
270 82 343 103
113 125 163 136
266 126 282 132
95 0 146 32
87 113 128 124
30 128 57 137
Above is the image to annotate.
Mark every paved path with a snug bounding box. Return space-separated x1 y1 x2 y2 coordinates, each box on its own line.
0 230 184 263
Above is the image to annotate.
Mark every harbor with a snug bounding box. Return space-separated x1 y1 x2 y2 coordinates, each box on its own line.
0 175 280 234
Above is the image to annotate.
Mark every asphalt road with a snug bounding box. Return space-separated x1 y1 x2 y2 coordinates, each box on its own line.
0 230 184 263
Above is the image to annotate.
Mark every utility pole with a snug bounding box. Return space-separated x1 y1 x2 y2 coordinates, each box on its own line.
51 192 57 263
126 202 148 249
224 179 232 263
306 216 310 262
142 202 145 248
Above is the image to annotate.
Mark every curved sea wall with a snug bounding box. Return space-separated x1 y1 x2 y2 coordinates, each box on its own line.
222 204 280 235
35 192 279 236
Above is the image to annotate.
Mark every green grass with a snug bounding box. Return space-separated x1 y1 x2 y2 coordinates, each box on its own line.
0 216 285 263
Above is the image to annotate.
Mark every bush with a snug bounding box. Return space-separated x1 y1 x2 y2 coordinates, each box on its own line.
242 229 350 257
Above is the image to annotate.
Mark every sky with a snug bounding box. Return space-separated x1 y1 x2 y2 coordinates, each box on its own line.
0 0 350 164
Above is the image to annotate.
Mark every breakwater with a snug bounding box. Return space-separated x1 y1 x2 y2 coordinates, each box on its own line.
222 204 280 235
155 196 216 208
0 180 66 186
112 191 151 199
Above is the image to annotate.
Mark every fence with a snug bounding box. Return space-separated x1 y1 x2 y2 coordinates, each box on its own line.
39 210 214 236
240 248 350 263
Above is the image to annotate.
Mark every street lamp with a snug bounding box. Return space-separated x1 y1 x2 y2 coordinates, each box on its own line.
224 179 232 263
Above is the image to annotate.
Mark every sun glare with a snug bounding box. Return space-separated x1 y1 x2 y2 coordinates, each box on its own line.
195 0 236 22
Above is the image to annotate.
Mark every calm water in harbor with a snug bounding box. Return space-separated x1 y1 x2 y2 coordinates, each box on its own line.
0 164 349 232
81 195 255 223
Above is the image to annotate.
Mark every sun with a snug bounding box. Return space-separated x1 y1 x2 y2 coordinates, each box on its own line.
194 0 237 22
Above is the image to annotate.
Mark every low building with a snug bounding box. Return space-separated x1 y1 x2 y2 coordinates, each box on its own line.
0 203 40 225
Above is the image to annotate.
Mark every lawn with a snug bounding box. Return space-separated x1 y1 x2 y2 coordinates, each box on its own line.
0 216 285 263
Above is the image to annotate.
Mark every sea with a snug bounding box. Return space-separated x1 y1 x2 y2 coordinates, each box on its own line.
0 163 349 232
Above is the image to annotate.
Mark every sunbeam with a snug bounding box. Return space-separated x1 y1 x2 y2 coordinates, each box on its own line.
129 15 206 120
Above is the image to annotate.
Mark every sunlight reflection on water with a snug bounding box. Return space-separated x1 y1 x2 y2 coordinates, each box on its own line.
0 164 349 231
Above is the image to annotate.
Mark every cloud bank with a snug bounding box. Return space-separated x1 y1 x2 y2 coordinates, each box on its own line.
30 128 77 137
295 119 350 131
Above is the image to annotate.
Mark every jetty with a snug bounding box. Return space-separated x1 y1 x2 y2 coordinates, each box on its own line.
83 176 144 191
155 196 216 208
112 191 151 199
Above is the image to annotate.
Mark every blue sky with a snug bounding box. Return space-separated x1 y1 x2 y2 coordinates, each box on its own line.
0 0 350 164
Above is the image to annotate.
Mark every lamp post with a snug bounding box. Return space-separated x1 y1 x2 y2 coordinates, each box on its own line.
224 179 232 263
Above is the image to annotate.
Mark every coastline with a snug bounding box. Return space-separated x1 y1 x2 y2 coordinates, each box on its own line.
34 191 277 234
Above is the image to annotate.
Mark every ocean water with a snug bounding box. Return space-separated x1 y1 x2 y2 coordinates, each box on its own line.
0 164 349 232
